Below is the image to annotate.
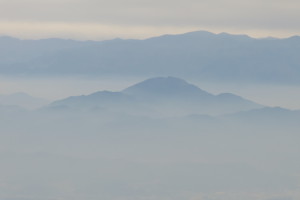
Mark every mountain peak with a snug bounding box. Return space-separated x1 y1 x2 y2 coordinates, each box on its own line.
46 77 263 115
122 76 212 98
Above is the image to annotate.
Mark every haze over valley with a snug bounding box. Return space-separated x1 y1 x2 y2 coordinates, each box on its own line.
0 31 299 200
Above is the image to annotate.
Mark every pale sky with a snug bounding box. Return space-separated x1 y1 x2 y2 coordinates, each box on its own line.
0 0 299 40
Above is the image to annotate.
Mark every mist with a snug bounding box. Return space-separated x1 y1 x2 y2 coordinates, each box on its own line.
1 102 299 200
0 31 299 200
1 76 300 200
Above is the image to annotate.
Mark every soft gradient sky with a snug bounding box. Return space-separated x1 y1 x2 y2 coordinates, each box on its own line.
0 0 299 40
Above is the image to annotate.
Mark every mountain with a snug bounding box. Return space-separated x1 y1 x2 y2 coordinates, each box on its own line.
0 36 94 74
123 77 214 100
50 91 133 110
48 77 263 116
1 31 300 84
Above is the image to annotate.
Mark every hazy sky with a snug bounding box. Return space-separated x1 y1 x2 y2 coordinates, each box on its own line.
0 0 299 40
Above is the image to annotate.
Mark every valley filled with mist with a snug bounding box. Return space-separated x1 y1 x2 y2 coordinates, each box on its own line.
0 32 300 200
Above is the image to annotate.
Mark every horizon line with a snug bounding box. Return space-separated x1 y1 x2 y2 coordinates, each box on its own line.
1 29 300 42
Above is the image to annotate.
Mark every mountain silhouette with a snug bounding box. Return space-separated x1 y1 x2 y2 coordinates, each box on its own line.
49 77 262 116
1 31 299 84
123 77 214 100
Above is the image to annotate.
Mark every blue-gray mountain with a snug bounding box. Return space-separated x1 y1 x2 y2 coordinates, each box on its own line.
48 77 263 116
1 31 300 84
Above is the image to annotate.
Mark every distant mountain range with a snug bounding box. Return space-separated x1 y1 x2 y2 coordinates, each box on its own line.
1 31 300 84
48 77 263 116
